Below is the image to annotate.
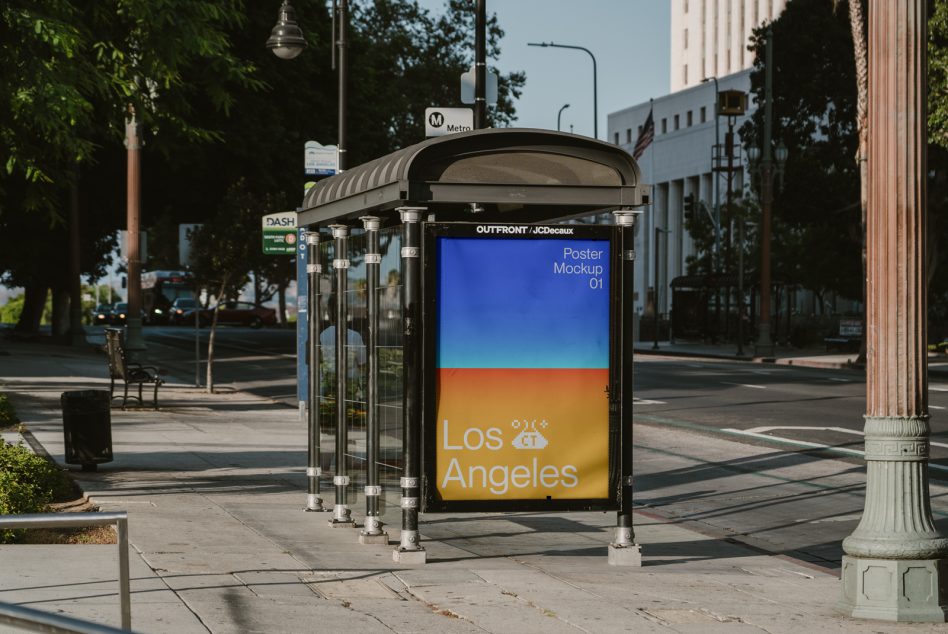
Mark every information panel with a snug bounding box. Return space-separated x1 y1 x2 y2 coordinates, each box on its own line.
424 224 617 512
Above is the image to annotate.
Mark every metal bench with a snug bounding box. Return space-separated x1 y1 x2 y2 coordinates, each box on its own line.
104 328 163 409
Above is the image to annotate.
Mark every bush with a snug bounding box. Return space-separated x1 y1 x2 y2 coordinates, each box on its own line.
0 393 19 428
0 441 72 543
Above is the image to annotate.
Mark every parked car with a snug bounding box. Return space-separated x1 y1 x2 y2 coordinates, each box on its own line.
92 304 114 325
111 302 130 325
168 298 200 325
184 301 277 329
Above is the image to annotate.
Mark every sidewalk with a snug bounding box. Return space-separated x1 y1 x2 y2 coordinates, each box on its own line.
635 338 948 375
633 339 861 369
0 338 945 632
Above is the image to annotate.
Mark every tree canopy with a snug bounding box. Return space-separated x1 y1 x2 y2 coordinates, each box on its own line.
739 0 860 302
0 0 525 334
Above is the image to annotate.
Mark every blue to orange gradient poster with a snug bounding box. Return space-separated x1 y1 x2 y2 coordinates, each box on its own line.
434 231 612 503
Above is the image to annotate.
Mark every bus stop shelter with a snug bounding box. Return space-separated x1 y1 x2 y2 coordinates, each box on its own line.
295 128 649 565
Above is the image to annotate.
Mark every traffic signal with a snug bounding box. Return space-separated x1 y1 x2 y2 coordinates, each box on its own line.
683 194 696 220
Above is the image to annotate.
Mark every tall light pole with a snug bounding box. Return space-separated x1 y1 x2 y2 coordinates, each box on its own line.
652 227 670 350
267 0 348 171
702 76 723 344
124 107 146 363
557 103 570 131
838 0 948 621
701 77 721 269
474 0 487 130
755 26 775 357
528 42 598 139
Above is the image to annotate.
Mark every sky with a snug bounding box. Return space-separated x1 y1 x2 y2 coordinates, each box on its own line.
419 0 671 140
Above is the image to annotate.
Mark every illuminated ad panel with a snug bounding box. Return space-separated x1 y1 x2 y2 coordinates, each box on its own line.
426 224 616 511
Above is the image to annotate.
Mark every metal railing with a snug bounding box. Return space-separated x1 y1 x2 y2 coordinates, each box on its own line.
0 601 132 634
0 511 131 631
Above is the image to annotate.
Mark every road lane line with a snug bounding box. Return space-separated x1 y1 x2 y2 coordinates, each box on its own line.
633 398 667 405
932 405 946 411
744 425 948 451
721 382 767 389
746 425 861 436
931 385 948 392
721 427 948 472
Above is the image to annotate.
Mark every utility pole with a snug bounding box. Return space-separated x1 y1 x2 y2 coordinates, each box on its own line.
124 107 146 362
755 26 775 358
474 0 487 130
838 0 948 621
68 171 85 346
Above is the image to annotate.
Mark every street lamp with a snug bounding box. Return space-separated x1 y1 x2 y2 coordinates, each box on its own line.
528 42 598 139
557 103 570 131
269 0 348 171
746 139 788 356
701 77 722 267
266 0 307 60
652 227 670 350
755 25 776 357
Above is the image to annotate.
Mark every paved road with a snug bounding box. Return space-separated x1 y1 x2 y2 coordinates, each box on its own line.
50 330 948 574
124 326 948 478
633 354 948 475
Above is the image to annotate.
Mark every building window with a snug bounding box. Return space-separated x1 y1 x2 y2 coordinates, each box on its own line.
683 0 688 13
700 106 707 123
614 132 619 144
626 128 632 143
687 110 693 127
661 118 667 134
674 114 680 130
638 125 643 137
684 28 689 49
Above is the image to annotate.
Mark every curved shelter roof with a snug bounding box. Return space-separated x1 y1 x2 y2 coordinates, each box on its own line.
298 128 650 227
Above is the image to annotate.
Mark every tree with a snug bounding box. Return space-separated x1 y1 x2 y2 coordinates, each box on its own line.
1 0 527 342
188 180 283 392
740 0 861 305
0 0 262 336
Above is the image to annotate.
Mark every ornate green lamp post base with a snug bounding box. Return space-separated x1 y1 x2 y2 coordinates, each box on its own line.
839 557 947 621
838 416 948 622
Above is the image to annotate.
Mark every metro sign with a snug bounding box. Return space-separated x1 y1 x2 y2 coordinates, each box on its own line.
425 107 474 137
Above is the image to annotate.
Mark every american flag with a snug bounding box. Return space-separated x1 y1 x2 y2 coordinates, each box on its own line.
632 108 654 161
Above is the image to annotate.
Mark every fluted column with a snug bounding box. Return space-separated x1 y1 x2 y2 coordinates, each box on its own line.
839 0 948 621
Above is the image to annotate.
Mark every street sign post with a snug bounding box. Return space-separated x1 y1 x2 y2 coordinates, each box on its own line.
262 212 298 255
304 140 338 176
460 66 498 105
425 108 474 137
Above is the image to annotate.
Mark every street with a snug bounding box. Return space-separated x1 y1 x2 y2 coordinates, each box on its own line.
114 327 948 571
634 355 948 471
130 325 948 476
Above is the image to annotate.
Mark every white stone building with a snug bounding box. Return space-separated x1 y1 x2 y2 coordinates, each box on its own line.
607 0 792 323
671 0 788 92
609 70 752 318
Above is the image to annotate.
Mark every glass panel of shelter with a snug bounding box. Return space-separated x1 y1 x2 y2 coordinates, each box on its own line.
315 225 404 527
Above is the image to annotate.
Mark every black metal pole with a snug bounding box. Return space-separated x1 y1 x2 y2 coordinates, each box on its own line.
474 0 487 130
306 231 325 511
609 211 641 566
330 224 354 526
652 225 660 350
737 220 745 356
394 207 426 562
360 216 387 542
337 0 348 171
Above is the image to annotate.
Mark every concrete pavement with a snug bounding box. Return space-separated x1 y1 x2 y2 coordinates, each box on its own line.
1 337 946 632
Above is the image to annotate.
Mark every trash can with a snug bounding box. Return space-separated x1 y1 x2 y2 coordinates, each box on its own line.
61 390 113 471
